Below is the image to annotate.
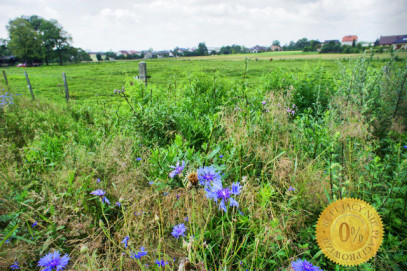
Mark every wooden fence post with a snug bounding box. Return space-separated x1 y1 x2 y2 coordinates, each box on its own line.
62 72 69 103
24 71 35 100
2 70 8 87
139 61 147 86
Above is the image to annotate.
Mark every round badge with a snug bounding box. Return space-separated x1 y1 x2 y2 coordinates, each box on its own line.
316 198 383 266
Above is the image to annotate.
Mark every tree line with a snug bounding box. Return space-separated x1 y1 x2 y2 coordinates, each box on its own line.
2 15 90 66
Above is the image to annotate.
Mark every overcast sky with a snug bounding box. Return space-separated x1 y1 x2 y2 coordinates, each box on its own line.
1 0 406 52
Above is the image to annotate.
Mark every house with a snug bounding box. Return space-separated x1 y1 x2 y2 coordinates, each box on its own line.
88 52 106 61
250 45 268 53
118 50 129 57
144 51 153 59
322 40 340 45
0 55 16 66
271 45 282 51
342 35 358 46
379 35 406 46
207 47 221 54
392 35 407 50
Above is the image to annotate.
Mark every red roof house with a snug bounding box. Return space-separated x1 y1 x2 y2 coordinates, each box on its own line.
342 35 358 45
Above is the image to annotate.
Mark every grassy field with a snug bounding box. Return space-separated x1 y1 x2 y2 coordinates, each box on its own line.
2 51 405 105
1 52 407 270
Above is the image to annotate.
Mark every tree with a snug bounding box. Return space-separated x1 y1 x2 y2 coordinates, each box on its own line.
352 39 356 48
272 40 280 46
96 53 102 61
374 39 380 47
7 18 42 65
197 42 208 56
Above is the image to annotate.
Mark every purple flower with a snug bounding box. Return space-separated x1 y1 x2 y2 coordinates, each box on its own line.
130 246 148 259
121 236 129 248
149 181 154 185
176 194 180 200
403 145 407 149
164 192 168 196
219 155 224 158
205 178 241 212
291 259 322 271
38 251 70 271
288 186 295 192
102 197 110 204
169 160 185 178
116 202 121 207
10 262 19 270
197 166 221 186
172 223 187 239
32 221 37 227
155 260 169 267
90 189 105 196
184 217 189 222
136 158 142 161
262 101 266 105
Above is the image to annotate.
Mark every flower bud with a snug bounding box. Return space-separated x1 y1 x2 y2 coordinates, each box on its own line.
119 197 124 203
80 245 89 254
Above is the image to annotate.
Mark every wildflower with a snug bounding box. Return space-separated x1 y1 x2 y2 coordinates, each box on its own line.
205 178 241 212
102 197 110 204
136 158 142 161
184 217 189 222
10 262 19 270
266 109 269 113
38 251 70 271
164 192 168 196
121 236 129 248
96 178 101 183
5 239 10 244
32 221 38 227
116 202 121 207
169 160 185 178
90 189 105 196
149 181 154 185
176 194 180 200
291 259 322 271
80 245 89 254
187 172 199 186
155 260 169 267
403 145 407 149
197 166 221 186
262 101 266 105
130 246 148 259
172 223 187 239
288 186 295 192
219 155 224 158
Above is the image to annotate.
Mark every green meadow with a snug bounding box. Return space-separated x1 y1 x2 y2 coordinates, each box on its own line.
1 51 407 270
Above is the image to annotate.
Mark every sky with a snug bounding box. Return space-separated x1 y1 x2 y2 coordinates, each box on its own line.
1 0 406 52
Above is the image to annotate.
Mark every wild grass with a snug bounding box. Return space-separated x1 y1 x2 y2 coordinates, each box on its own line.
0 53 406 270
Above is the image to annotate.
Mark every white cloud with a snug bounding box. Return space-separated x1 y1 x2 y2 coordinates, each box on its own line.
0 0 406 51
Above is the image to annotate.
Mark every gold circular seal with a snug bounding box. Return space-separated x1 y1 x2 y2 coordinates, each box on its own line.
316 198 383 266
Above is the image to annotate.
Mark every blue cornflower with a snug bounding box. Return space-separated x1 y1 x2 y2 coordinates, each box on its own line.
288 186 295 192
197 166 221 186
121 236 129 248
38 251 70 271
184 217 189 222
291 259 322 271
169 160 185 178
136 158 142 161
116 202 121 207
205 178 241 212
403 145 407 149
155 260 169 267
171 223 187 239
10 262 19 270
32 221 38 227
96 178 101 183
149 181 154 185
130 246 148 259
90 189 105 196
219 155 224 158
102 197 110 204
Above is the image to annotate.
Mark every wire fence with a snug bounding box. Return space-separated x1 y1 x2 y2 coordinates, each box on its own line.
0 68 132 105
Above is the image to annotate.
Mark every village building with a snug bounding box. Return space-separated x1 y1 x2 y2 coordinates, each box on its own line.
379 35 406 48
270 45 282 51
390 35 407 50
341 35 358 46
250 45 268 53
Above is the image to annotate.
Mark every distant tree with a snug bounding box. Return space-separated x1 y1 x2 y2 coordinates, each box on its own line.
197 42 208 56
374 38 380 47
210 50 217 55
352 39 356 48
96 53 102 61
272 40 280 46
7 18 42 65
219 46 232 55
